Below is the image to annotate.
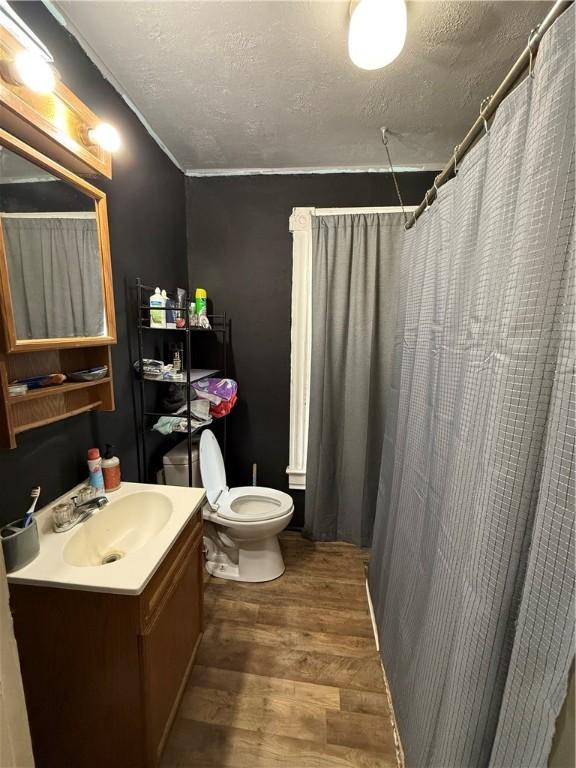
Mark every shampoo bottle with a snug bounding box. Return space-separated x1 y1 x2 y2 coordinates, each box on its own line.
102 444 121 492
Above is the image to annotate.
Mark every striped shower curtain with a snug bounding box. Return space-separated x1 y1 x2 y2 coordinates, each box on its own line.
369 6 575 767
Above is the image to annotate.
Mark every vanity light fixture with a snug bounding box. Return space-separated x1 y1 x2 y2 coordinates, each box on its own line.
348 0 407 70
12 50 57 93
0 50 58 94
0 0 58 93
86 123 122 153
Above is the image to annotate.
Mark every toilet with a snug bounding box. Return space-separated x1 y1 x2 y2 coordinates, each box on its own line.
199 430 293 582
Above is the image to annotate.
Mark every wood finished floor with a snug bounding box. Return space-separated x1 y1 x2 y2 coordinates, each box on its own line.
161 532 398 768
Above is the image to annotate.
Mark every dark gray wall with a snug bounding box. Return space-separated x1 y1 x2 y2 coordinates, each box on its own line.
186 172 436 527
0 2 187 524
1 4 435 529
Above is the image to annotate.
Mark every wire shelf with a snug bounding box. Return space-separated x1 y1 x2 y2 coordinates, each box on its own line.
134 277 230 487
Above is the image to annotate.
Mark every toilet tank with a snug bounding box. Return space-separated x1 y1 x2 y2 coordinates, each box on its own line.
162 441 202 487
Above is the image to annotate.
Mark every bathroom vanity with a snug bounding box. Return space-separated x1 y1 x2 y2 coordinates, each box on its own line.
7 483 205 768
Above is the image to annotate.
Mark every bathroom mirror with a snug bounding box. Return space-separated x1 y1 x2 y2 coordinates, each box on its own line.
0 129 115 352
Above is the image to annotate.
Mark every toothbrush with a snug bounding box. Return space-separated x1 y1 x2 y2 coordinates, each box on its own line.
24 487 41 528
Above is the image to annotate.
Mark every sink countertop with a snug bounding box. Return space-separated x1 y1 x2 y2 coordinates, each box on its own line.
7 482 205 595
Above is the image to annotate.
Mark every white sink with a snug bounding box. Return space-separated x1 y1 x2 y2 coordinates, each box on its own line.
7 483 206 595
63 492 173 567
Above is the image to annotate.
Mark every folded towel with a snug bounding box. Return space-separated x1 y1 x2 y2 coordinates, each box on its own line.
152 400 212 435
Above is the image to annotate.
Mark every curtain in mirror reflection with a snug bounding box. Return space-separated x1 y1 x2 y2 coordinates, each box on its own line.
2 214 104 339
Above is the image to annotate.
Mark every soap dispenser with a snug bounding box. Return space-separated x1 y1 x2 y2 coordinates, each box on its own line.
102 444 121 492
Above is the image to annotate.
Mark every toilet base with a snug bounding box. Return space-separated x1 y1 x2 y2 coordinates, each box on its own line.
204 533 286 582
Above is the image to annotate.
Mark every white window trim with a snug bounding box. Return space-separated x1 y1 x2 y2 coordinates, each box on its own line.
287 205 417 490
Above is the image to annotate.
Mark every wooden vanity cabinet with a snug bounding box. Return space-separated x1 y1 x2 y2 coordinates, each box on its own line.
9 513 203 768
139 514 204 765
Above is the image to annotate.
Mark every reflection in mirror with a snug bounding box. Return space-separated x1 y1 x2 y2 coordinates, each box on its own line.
0 145 105 340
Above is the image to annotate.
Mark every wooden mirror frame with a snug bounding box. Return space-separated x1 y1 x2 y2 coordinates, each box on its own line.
0 127 116 353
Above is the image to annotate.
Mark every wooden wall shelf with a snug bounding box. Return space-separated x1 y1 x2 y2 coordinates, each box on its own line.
8 377 111 403
14 401 103 435
0 347 114 449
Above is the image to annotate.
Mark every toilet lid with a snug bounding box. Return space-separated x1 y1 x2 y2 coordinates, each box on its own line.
199 430 227 508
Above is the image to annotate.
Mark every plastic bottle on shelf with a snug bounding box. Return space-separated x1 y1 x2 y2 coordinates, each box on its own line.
171 343 183 376
195 288 211 329
188 301 197 327
149 287 166 329
195 288 207 316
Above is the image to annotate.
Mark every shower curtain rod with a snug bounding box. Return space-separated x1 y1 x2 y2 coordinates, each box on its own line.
406 0 573 230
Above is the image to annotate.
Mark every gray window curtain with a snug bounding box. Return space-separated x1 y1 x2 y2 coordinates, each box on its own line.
369 7 574 768
3 216 104 339
305 212 406 546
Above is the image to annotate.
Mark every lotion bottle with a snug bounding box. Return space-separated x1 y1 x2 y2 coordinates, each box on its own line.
102 444 121 492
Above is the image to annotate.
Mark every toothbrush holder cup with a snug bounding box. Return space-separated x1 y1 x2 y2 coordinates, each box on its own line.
1 517 40 573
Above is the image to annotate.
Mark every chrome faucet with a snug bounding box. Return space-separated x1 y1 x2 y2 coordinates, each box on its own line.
53 494 108 533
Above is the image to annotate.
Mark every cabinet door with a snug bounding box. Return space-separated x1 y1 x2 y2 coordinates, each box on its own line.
139 533 203 767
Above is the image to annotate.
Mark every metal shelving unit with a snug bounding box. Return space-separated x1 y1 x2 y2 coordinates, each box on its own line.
135 278 229 487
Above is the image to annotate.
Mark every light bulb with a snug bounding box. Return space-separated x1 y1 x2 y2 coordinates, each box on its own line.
88 123 121 153
348 0 407 71
14 50 56 93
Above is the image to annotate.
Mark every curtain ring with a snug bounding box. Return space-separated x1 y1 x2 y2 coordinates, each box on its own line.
480 96 492 135
527 26 539 78
452 144 460 175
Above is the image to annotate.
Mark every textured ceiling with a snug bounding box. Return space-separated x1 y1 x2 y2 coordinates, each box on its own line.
54 1 550 173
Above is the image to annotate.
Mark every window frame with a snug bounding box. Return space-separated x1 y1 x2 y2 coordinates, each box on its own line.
287 205 416 490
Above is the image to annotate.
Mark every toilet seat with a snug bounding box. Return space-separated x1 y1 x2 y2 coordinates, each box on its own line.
199 431 293 523
217 486 293 522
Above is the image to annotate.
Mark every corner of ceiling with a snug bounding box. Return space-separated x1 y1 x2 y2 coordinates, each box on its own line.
42 0 184 172
41 2 445 180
